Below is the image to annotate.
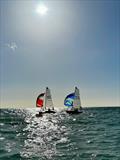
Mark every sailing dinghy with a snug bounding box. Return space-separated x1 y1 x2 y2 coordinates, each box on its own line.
36 87 56 116
64 87 83 114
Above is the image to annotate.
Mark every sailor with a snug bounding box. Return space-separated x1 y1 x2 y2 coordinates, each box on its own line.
48 108 51 112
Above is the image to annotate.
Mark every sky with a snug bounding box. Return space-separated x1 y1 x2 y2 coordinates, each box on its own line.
0 0 120 108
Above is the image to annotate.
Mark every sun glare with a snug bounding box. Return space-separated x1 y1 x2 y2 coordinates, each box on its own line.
36 4 48 15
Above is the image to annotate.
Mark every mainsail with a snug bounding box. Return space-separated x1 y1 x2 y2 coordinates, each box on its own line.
45 87 54 110
73 87 82 110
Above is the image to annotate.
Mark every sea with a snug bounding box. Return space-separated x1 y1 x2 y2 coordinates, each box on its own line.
0 107 120 160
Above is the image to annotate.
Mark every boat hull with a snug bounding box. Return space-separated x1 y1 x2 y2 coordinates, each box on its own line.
66 110 82 114
36 110 56 117
44 110 56 114
36 112 43 117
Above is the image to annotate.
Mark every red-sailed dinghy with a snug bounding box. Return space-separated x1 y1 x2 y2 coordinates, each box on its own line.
36 87 56 117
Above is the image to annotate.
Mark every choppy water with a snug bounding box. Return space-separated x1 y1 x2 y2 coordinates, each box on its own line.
0 107 120 160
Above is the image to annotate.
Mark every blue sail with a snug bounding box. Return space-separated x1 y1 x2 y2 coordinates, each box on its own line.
64 93 75 108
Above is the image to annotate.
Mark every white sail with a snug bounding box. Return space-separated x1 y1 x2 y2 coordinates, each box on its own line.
73 87 82 110
45 87 54 110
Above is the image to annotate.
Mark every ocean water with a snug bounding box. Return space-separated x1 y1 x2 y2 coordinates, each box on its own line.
0 107 120 160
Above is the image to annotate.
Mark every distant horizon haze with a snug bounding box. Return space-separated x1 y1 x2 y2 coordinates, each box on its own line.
0 0 120 108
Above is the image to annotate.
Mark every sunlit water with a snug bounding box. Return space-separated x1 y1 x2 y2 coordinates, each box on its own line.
0 107 120 160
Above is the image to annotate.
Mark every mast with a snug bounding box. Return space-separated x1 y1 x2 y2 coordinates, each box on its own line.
44 88 47 110
43 92 46 111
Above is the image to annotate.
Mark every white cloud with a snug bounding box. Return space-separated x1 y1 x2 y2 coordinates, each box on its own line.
5 42 17 51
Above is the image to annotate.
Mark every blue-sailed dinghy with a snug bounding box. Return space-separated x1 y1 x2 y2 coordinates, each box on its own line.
36 87 56 117
64 87 83 114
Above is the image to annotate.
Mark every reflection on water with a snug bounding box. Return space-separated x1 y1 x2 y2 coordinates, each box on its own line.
20 110 69 159
0 108 120 160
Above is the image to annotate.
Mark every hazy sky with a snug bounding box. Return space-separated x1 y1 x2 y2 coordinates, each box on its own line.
0 0 120 108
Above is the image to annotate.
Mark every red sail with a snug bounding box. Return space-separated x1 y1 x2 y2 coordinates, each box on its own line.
36 93 45 108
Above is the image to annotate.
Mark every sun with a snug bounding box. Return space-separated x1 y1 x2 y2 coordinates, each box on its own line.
36 4 48 15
